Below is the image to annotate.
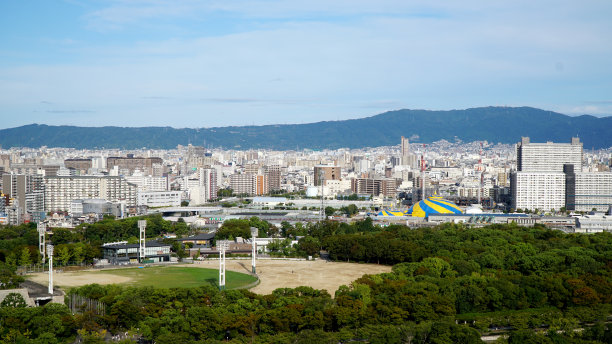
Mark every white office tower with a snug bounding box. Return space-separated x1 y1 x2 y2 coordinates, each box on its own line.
516 137 583 172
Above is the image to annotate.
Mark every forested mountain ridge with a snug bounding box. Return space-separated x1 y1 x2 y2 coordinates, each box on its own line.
2 106 611 150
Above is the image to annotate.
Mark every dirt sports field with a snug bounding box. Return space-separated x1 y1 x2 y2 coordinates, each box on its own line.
28 259 391 295
196 259 391 294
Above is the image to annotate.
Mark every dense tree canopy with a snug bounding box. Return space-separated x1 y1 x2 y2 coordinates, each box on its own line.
1 221 610 343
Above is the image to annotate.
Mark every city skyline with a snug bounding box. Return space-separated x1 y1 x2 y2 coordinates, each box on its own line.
2 1 612 129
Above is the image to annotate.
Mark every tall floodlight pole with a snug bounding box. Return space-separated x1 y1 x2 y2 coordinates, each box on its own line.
138 220 146 263
319 170 325 221
47 244 54 294
218 240 229 290
38 222 46 263
250 227 258 274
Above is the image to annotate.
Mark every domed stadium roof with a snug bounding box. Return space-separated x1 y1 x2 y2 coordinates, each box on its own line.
405 195 463 217
376 209 407 217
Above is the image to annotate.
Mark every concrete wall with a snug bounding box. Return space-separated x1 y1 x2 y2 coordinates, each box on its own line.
0 288 36 307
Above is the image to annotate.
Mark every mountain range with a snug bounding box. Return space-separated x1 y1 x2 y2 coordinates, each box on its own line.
1 107 611 150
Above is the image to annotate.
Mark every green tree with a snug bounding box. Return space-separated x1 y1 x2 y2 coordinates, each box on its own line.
217 188 234 198
56 245 71 265
0 262 23 289
72 244 84 265
51 228 75 244
19 247 32 266
298 236 320 256
0 292 27 308
5 252 18 269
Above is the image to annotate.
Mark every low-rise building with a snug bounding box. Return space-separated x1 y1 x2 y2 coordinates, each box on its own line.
138 191 181 208
102 241 172 264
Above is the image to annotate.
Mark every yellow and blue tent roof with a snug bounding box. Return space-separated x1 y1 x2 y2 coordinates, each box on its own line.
405 195 463 217
377 209 406 217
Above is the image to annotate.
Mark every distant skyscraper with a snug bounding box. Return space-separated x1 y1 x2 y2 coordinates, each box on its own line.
401 136 410 163
400 136 418 167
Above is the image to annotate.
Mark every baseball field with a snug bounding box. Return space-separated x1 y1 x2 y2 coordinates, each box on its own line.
27 259 391 294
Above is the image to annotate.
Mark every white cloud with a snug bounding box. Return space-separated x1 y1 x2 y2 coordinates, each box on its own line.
1 0 611 128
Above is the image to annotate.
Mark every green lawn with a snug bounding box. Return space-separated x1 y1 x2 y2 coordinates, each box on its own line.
97 266 258 289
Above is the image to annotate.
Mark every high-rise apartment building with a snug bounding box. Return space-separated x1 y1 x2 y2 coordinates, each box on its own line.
511 172 566 211
564 164 612 212
230 174 257 196
44 176 137 212
229 173 272 196
516 137 582 172
256 174 269 196
265 165 281 191
510 137 612 212
64 158 92 174
107 155 163 176
1 174 45 223
198 168 218 201
400 136 418 167
351 178 398 197
401 136 410 163
125 175 168 192
314 165 341 186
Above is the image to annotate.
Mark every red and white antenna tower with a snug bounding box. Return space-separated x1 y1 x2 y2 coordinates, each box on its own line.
478 143 486 206
421 144 426 201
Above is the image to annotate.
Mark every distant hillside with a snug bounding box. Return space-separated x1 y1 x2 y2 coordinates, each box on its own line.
1 107 611 150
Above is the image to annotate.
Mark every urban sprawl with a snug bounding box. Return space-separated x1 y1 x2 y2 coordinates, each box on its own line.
1 136 611 235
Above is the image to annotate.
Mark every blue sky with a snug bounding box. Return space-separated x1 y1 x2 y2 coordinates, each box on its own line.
1 0 611 129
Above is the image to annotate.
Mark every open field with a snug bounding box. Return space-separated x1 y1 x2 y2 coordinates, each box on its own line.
27 266 257 290
192 259 392 295
27 259 391 295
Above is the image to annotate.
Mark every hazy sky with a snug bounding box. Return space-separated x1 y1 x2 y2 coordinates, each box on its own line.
1 1 611 129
